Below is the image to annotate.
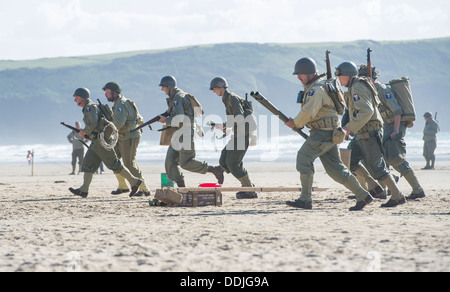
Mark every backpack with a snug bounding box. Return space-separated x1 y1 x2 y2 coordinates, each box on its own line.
387 77 416 123
185 94 204 117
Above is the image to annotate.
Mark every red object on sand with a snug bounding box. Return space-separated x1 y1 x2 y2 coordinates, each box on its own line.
199 183 222 188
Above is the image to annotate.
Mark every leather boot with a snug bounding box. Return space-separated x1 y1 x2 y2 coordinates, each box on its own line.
176 180 186 188
354 166 385 199
403 170 425 200
380 175 406 207
111 173 130 195
207 166 224 184
236 174 258 199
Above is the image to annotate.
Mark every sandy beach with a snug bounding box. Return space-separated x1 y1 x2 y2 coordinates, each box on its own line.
0 160 449 272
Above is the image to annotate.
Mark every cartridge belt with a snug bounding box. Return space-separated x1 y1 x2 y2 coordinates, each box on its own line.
306 117 340 130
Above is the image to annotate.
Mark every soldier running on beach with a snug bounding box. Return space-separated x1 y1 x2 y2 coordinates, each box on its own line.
157 76 224 187
69 87 142 198
103 81 151 197
285 57 374 211
209 77 258 199
337 62 406 208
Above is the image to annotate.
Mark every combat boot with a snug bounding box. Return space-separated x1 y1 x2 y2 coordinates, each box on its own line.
403 170 425 200
111 173 130 195
286 199 312 210
176 180 186 187
380 175 406 208
354 166 386 199
69 187 88 198
286 174 313 209
422 160 431 170
207 166 224 184
236 173 258 199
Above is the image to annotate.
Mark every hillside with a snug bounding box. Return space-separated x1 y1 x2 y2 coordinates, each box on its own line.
0 38 448 145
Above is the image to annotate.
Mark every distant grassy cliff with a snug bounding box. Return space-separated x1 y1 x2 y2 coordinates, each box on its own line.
1 37 448 145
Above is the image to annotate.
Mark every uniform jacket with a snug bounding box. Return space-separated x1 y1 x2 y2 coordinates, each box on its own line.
344 78 383 134
166 88 194 128
82 99 100 139
112 95 141 140
423 119 439 141
293 77 339 130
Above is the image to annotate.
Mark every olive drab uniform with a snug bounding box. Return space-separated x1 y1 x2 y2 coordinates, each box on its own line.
292 76 372 209
423 116 439 169
345 77 406 206
164 88 209 183
112 95 150 195
220 89 257 197
376 81 424 198
75 99 141 196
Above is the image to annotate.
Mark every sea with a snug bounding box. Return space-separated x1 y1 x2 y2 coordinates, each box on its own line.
1 131 449 166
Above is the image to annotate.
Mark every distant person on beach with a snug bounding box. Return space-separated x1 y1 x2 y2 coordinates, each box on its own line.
284 57 373 211
27 150 33 165
68 87 142 198
103 81 150 197
422 112 440 170
209 77 258 199
358 65 425 200
67 121 87 175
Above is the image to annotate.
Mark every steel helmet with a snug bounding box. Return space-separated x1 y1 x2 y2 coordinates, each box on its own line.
209 77 229 90
423 112 433 118
358 65 380 79
293 57 317 75
335 62 358 76
73 88 90 99
159 76 177 89
102 82 122 94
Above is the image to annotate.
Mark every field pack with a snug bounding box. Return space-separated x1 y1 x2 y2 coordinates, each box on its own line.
388 77 416 123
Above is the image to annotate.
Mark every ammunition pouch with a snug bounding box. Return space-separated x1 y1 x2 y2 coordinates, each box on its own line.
332 127 346 144
357 121 382 140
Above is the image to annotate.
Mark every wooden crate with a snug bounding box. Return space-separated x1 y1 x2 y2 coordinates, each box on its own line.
179 190 223 207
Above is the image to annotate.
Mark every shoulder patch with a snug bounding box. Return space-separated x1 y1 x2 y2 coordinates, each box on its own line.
308 89 315 97
353 94 360 101
86 106 91 112
117 108 122 112
385 93 392 99
173 100 179 106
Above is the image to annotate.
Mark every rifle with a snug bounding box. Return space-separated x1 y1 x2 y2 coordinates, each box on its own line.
325 50 332 80
60 122 90 147
130 111 169 133
97 99 113 122
367 48 373 82
250 91 308 140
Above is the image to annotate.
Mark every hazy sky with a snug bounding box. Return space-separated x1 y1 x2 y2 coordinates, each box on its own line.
1 0 449 60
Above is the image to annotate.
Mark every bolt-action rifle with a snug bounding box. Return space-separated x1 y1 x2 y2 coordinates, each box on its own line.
325 50 332 80
367 48 373 83
250 91 308 139
130 111 169 133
